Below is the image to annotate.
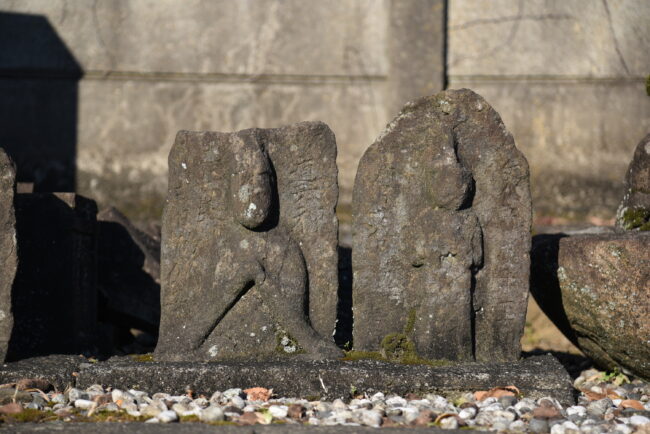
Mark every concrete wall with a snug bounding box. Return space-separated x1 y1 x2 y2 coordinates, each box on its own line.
449 0 650 219
0 0 445 221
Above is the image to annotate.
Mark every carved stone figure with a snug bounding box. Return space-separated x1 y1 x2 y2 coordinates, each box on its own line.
353 89 531 362
155 122 341 361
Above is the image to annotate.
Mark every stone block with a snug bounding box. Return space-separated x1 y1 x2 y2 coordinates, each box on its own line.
353 89 531 362
0 149 17 362
155 122 341 361
531 232 650 380
6 193 98 360
97 207 160 335
616 133 650 230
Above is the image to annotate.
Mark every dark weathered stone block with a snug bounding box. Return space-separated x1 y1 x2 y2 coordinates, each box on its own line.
97 207 160 335
353 89 531 362
155 122 340 361
0 149 17 362
6 193 98 360
616 133 650 230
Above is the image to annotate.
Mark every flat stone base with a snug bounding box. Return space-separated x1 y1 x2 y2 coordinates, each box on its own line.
0 354 574 406
0 422 472 433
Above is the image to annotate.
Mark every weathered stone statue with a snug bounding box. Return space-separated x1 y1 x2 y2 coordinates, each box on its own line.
616 133 650 231
0 149 17 362
353 89 531 362
155 122 341 361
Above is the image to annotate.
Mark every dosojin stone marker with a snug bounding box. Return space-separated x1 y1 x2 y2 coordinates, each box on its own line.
156 122 341 361
352 89 532 362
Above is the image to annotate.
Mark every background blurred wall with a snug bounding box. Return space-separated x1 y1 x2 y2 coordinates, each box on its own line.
1 0 649 223
449 0 650 220
0 0 444 222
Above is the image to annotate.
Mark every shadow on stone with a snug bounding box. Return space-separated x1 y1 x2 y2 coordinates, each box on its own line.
334 246 353 348
530 233 577 346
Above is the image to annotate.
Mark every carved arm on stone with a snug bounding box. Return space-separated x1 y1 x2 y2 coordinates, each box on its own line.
230 134 273 229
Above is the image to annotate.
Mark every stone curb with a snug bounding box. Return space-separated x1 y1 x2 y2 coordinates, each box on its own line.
0 354 574 406
75 355 573 405
1 422 474 433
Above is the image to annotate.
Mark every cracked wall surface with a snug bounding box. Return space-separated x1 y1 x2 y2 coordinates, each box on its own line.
449 0 650 220
0 0 445 222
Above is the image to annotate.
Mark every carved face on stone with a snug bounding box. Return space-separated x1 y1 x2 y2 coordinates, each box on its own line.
229 134 274 230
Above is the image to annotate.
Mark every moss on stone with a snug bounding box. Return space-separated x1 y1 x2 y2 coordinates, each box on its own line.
274 331 305 355
646 74 650 96
130 353 154 362
404 308 417 334
621 207 650 230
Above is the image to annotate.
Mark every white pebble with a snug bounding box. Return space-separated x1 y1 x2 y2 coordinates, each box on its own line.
157 410 179 423
385 396 407 407
74 399 94 410
614 424 633 434
509 420 526 431
359 410 382 428
199 405 224 422
630 415 650 426
269 405 288 419
566 405 586 417
458 407 477 419
144 417 159 424
440 416 459 430
230 395 245 409
370 392 385 402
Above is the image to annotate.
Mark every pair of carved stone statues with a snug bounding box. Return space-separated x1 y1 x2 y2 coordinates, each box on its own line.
154 89 532 363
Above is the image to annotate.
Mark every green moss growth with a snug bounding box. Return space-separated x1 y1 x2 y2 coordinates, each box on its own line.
404 308 417 334
3 409 54 423
340 350 385 362
621 207 650 230
207 421 237 426
130 353 154 362
380 333 416 362
180 414 200 422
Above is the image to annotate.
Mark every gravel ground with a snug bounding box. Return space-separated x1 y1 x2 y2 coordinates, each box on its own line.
0 368 648 432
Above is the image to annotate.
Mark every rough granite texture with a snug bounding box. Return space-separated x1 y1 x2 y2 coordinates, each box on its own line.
97 207 160 335
616 133 650 230
531 233 650 380
0 149 16 362
156 122 340 362
352 89 531 362
76 355 573 406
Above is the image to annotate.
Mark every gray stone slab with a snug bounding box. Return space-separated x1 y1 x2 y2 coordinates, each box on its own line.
77 355 574 406
0 149 17 362
353 89 531 363
156 122 340 362
0 355 86 392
